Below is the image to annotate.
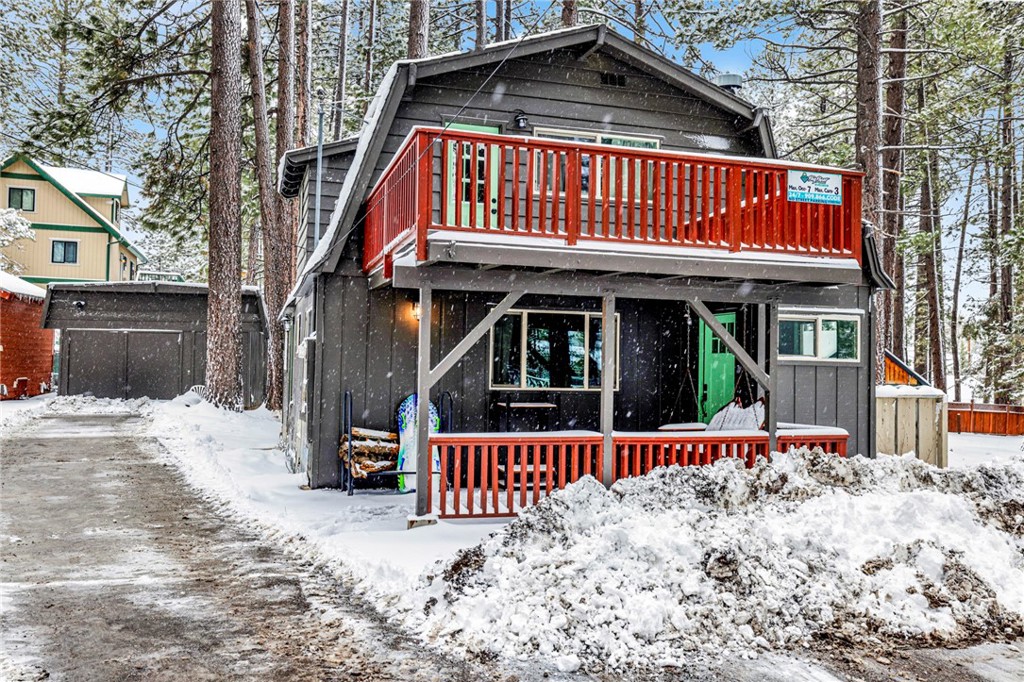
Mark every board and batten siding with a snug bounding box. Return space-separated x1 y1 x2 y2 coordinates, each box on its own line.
305 265 767 487
773 288 874 457
367 49 765 199
296 152 355 273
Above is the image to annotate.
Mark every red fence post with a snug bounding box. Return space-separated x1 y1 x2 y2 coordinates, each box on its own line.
565 148 579 245
728 166 741 252
417 131 432 261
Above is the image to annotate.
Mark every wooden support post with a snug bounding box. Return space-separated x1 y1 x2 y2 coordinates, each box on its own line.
415 286 432 517
756 304 766 399
601 292 616 486
767 302 779 454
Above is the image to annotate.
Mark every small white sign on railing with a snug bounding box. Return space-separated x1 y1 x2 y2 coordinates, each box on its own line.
787 169 843 205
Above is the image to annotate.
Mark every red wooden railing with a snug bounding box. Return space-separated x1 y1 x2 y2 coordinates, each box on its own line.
777 434 849 456
611 433 769 479
429 431 848 518
948 402 1024 436
429 434 603 518
364 127 863 276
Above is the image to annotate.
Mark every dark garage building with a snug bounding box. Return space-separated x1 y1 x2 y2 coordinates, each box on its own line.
41 282 266 408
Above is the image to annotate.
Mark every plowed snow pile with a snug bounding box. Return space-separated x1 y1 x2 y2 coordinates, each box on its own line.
413 450 1024 671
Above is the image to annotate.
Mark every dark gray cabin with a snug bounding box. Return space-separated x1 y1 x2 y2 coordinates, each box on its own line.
277 25 891 514
42 282 267 408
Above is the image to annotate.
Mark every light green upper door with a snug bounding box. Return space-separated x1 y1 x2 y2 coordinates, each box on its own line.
697 312 737 422
445 122 501 228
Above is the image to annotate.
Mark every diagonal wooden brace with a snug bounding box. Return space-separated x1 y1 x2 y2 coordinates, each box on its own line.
686 297 770 390
427 289 525 388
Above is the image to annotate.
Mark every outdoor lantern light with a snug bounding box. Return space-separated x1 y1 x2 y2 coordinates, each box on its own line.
411 303 422 321
511 110 529 131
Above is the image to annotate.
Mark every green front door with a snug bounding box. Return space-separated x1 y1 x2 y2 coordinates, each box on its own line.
697 312 737 422
445 122 501 228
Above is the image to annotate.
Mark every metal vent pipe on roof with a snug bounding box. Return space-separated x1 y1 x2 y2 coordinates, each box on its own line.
713 73 743 93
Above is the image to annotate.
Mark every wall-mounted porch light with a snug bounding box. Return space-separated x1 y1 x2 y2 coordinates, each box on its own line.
411 303 422 321
511 110 530 131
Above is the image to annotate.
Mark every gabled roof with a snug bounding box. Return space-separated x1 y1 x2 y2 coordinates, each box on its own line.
287 24 777 299
277 137 358 198
42 165 130 207
1 154 143 261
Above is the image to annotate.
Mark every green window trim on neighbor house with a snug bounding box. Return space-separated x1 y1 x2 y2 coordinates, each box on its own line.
1 155 144 261
29 223 107 233
0 171 42 181
21 275 103 284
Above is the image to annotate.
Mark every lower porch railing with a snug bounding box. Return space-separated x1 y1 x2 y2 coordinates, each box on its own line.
429 431 847 518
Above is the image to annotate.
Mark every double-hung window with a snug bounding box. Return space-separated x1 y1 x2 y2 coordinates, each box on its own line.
51 240 79 264
490 309 620 390
8 187 35 212
779 314 860 362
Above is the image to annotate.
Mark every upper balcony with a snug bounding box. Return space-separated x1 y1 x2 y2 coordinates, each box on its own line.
363 127 863 281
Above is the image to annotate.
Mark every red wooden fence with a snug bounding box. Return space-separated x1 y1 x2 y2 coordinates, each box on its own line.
429 431 848 518
948 402 1024 436
364 127 863 277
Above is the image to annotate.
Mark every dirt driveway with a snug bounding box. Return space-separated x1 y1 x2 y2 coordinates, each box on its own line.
0 411 531 681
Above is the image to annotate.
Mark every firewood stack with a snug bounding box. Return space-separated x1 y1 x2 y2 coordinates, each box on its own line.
339 427 400 478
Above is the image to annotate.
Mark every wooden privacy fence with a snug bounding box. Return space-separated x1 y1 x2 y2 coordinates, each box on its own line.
364 127 863 277
429 431 848 518
948 402 1024 436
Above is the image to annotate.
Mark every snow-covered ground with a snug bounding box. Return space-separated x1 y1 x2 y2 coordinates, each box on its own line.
949 432 1024 468
139 395 1024 676
148 394 503 610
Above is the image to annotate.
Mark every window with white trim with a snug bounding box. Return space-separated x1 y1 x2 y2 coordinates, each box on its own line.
533 127 660 197
51 239 79 264
490 309 620 390
779 315 860 362
8 187 35 212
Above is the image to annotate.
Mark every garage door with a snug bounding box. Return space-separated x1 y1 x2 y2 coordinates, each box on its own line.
65 329 183 400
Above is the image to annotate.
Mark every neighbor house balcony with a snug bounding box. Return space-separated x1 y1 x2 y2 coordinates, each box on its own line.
363 126 863 280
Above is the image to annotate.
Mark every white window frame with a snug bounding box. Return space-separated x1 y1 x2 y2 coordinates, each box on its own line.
8 186 37 213
49 238 81 266
488 308 621 391
779 313 861 363
531 127 661 200
111 199 121 223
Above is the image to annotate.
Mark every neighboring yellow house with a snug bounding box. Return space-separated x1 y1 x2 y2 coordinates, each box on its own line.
1 154 145 284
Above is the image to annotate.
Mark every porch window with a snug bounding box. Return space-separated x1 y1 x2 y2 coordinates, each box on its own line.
779 314 860 362
490 309 619 390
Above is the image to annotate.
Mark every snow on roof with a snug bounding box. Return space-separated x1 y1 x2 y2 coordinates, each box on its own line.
0 270 46 300
41 164 128 203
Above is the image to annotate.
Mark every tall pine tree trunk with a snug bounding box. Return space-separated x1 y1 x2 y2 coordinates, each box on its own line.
562 0 577 27
408 0 428 58
333 0 349 139
855 0 884 379
363 0 376 115
244 0 280 296
261 0 296 412
295 0 312 147
207 0 244 410
881 8 907 357
925 140 946 392
476 0 487 49
951 161 977 401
